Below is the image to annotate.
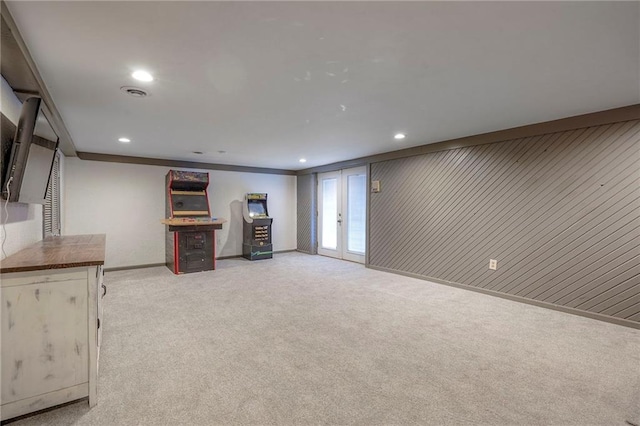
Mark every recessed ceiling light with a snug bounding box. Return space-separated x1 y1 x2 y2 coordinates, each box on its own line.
118 137 131 143
394 133 406 140
132 70 154 82
299 158 307 163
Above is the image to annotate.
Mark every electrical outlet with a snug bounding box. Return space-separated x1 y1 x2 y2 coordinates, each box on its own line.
489 259 497 270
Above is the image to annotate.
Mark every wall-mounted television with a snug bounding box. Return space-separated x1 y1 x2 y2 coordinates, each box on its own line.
1 96 59 204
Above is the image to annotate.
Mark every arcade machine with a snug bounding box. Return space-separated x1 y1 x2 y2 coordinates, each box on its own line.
162 170 226 274
242 193 273 260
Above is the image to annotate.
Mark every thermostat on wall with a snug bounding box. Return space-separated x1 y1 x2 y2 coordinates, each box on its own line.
371 180 381 193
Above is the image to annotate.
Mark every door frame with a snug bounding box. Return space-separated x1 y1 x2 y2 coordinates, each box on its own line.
317 166 367 263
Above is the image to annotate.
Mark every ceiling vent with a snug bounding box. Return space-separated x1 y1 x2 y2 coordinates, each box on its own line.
120 86 149 98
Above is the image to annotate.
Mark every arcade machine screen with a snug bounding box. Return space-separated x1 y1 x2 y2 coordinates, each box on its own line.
172 193 209 215
248 199 268 218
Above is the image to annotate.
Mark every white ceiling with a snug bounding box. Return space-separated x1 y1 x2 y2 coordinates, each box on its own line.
6 1 639 171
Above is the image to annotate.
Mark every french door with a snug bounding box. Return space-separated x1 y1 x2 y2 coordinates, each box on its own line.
317 166 367 263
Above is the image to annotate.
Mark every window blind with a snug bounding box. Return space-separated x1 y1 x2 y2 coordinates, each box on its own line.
43 151 61 237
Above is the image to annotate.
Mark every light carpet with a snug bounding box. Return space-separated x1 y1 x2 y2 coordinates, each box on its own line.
8 252 640 425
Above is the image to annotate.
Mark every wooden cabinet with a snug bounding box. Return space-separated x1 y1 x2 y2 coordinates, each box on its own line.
0 235 105 421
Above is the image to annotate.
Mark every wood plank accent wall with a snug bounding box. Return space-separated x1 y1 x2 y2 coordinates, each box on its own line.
296 173 317 254
369 120 640 325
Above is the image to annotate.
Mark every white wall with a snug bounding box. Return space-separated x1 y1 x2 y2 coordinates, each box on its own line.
64 158 297 269
0 75 44 259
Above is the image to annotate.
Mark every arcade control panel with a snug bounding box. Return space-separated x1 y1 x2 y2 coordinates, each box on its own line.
162 217 224 226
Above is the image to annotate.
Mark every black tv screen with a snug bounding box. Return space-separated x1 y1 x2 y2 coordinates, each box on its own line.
1 97 59 204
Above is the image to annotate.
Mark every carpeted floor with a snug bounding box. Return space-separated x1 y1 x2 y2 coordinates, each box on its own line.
7 252 640 425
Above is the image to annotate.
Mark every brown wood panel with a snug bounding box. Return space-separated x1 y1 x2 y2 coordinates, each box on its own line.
404 133 560 276
570 261 640 310
483 124 639 293
0 234 106 273
611 301 640 319
600 290 640 317
369 119 640 325
387 140 524 271
500 179 639 298
530 217 639 302
446 123 634 291
537 222 640 304
460 124 628 288
627 311 640 323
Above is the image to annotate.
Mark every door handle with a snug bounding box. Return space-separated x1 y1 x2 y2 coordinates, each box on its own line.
102 284 107 298
337 219 342 224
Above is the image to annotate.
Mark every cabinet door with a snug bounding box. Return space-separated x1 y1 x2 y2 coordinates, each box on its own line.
2 279 89 404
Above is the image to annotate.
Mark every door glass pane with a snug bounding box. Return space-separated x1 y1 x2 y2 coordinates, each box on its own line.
322 178 338 249
347 174 366 254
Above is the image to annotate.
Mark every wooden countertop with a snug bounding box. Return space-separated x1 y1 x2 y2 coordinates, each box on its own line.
161 218 226 227
0 234 106 274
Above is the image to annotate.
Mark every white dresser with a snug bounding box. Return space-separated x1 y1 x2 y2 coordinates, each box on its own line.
1 234 106 421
